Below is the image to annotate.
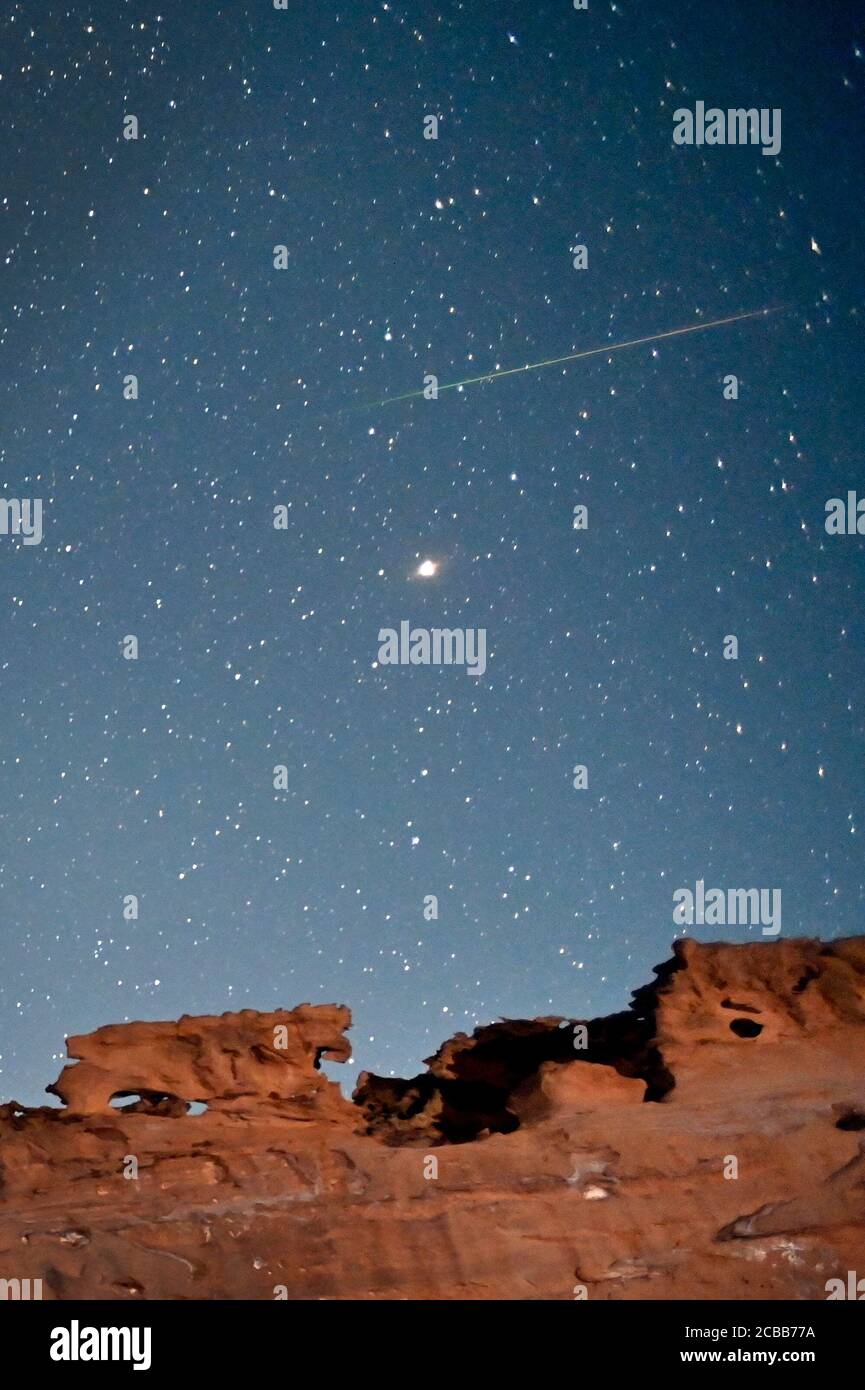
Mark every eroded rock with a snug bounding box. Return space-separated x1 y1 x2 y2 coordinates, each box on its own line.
46 1005 353 1119
0 938 863 1300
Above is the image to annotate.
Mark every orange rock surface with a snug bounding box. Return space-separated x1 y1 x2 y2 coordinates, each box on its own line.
0 937 863 1300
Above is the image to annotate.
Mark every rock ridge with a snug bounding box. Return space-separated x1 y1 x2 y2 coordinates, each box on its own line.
0 936 862 1300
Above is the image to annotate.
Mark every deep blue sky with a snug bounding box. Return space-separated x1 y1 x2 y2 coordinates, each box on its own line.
1 0 863 1104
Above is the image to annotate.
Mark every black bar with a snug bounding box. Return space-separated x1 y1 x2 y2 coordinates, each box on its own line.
3 1298 857 1376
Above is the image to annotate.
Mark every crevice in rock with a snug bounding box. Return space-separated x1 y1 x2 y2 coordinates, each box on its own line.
720 998 762 1013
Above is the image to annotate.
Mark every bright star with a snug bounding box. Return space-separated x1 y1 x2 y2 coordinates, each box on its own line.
417 560 437 577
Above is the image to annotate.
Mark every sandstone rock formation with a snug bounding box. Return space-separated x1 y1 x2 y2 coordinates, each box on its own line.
0 937 863 1300
46 1005 353 1120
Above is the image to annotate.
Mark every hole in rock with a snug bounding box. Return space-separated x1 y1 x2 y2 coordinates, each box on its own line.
110 1092 144 1109
835 1109 865 1131
109 1090 190 1116
729 1018 763 1039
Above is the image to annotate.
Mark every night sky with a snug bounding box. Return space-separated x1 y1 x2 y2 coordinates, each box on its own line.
2 0 864 1105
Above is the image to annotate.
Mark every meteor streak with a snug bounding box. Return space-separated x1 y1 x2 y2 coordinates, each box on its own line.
358 306 782 411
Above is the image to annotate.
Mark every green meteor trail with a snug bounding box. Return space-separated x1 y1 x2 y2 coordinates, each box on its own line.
357 305 782 411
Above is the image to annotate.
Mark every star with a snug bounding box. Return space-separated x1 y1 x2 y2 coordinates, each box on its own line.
416 560 437 577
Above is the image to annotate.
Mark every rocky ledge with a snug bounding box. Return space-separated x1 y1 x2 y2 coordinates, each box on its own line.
1 936 863 1300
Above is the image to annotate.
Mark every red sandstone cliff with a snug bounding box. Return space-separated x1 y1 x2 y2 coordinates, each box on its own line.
0 937 863 1300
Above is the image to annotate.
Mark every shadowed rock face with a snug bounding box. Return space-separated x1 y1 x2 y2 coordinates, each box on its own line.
0 938 863 1301
354 1009 673 1144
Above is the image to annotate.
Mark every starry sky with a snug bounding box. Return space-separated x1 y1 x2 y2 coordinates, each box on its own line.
1 0 864 1105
